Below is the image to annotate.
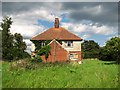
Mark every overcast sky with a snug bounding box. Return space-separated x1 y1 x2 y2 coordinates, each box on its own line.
1 2 119 54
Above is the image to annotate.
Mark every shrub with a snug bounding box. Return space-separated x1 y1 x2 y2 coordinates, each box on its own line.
10 59 38 71
49 61 53 64
30 55 43 63
55 61 59 64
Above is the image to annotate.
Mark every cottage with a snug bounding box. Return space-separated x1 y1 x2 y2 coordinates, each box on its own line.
30 18 83 64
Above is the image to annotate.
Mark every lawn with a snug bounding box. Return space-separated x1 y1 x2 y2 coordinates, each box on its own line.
2 59 119 88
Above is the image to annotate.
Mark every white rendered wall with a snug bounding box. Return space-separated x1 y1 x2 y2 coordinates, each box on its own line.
31 42 35 51
62 41 81 51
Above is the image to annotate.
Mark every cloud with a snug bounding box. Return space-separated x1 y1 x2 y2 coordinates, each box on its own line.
10 23 45 39
82 34 91 39
61 2 118 27
23 39 32 46
2 2 64 55
25 45 31 54
2 2 118 27
2 2 63 22
23 39 32 54
0 2 2 24
2 2 118 54
61 22 117 38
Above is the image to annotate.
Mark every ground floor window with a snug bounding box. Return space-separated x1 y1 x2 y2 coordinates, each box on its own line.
70 53 78 60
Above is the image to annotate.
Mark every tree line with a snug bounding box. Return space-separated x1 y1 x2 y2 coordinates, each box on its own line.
81 37 120 63
1 16 30 61
1 16 119 63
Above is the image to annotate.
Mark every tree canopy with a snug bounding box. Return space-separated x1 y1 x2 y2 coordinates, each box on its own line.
98 37 120 63
1 16 30 61
81 40 100 59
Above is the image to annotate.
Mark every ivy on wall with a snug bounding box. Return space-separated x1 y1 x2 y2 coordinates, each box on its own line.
31 39 62 61
32 40 51 51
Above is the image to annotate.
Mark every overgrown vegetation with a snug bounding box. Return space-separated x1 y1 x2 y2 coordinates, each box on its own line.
30 55 43 63
9 58 70 72
31 38 62 61
9 59 38 71
2 60 118 88
1 16 30 61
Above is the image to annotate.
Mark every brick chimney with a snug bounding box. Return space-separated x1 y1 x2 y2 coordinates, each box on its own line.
55 18 59 28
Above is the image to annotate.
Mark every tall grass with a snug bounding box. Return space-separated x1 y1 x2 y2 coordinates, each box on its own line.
2 59 118 88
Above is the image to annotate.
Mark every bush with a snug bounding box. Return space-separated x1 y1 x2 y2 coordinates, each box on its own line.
30 55 43 63
10 59 38 71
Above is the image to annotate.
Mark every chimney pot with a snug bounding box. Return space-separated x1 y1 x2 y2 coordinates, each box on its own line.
55 18 59 28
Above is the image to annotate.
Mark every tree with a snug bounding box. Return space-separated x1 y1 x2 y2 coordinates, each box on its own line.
99 37 120 63
1 16 30 61
1 16 14 60
13 33 27 60
81 40 100 59
0 30 2 60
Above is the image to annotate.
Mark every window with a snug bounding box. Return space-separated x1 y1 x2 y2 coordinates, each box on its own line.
41 41 45 46
65 41 73 47
70 53 78 60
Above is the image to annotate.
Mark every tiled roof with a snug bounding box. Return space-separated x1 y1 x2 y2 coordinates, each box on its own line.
30 27 83 41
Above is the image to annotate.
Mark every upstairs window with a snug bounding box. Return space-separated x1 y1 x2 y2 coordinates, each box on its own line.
65 41 73 47
41 41 45 46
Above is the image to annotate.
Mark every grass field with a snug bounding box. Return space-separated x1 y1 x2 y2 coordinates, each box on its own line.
2 59 119 88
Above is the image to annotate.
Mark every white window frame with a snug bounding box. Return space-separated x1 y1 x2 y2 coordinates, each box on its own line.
70 53 78 61
65 41 73 48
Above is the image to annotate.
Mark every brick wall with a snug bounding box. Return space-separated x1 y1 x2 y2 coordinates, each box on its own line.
31 40 82 63
40 40 68 63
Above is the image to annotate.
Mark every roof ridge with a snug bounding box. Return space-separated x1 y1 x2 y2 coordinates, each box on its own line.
30 26 83 41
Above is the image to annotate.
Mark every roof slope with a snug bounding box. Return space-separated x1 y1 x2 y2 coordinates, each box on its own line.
30 27 83 41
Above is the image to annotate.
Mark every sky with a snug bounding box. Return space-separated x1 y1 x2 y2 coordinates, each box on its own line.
1 1 119 54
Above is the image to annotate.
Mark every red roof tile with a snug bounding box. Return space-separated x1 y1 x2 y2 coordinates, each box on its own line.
30 27 83 41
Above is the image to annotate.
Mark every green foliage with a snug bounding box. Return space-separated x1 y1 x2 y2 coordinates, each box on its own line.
99 37 120 63
31 40 51 61
9 59 38 71
30 55 43 63
13 33 27 60
37 45 51 60
1 16 29 61
1 16 14 60
31 39 62 61
2 60 118 88
32 40 51 50
0 30 2 60
32 38 62 51
81 40 100 59
22 52 31 58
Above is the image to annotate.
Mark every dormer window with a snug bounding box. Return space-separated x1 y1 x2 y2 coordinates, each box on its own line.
41 41 45 46
65 41 73 47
